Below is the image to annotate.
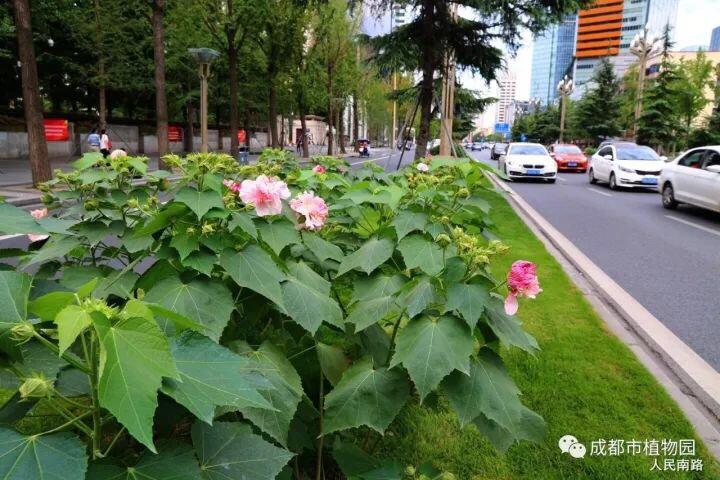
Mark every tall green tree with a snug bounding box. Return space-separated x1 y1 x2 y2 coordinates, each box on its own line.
637 25 682 152
572 57 621 143
674 50 714 142
370 0 592 159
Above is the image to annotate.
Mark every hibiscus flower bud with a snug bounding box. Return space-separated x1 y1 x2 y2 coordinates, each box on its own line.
201 222 215 235
19 374 52 399
10 322 35 343
404 466 416 477
436 233 452 247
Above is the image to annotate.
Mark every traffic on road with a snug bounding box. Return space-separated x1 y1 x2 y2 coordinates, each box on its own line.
470 144 720 371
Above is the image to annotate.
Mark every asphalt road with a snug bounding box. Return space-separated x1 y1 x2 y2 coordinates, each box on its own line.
470 148 720 372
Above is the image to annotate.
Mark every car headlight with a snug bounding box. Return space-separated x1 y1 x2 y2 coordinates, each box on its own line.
619 165 635 174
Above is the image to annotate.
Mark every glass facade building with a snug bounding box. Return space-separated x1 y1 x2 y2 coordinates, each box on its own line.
573 0 678 95
530 15 578 106
711 26 720 51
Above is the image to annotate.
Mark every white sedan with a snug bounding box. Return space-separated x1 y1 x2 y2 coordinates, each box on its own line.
660 146 720 212
499 143 557 183
588 142 666 190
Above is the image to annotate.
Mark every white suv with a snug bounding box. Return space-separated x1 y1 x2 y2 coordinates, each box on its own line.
588 142 666 190
660 146 720 212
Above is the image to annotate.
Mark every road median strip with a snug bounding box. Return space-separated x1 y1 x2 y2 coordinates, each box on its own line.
487 171 720 424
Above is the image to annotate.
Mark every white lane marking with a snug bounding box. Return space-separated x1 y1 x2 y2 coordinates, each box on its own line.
587 188 613 197
349 154 393 166
664 215 720 237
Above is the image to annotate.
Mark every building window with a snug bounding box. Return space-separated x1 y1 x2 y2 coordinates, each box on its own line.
577 64 595 69
621 24 642 31
622 16 637 23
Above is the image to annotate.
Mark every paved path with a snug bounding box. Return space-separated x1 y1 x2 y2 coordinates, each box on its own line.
470 149 720 372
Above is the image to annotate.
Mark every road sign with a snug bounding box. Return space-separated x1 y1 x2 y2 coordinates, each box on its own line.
168 126 183 142
44 119 69 141
494 123 510 134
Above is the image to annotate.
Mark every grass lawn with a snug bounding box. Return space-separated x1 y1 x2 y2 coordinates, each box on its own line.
377 176 720 479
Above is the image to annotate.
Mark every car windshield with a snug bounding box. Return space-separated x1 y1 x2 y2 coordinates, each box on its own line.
495 143 508 151
510 145 546 155
555 145 582 154
616 145 660 161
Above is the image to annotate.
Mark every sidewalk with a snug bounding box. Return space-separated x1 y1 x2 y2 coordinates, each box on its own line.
0 147 384 207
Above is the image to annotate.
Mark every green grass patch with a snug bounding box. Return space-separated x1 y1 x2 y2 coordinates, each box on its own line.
378 180 720 479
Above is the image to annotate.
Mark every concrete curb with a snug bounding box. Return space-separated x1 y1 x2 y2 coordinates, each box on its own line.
486 171 720 421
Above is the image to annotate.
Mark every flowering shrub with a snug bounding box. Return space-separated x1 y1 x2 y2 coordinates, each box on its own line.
0 151 542 479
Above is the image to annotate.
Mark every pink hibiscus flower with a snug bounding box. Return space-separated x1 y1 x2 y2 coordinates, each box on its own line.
504 260 542 315
416 162 429 172
290 191 328 231
238 175 290 217
223 179 241 193
312 165 326 174
28 208 49 243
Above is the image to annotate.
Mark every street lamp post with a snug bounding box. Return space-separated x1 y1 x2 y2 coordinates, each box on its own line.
188 48 220 153
556 75 574 143
630 26 661 140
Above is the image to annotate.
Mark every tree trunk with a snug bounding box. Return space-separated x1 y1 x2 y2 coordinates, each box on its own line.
415 0 436 160
339 103 346 154
299 103 309 158
353 95 359 151
93 0 106 129
12 0 51 185
185 103 195 153
152 0 168 167
326 64 334 155
268 80 279 148
243 100 251 149
228 43 240 157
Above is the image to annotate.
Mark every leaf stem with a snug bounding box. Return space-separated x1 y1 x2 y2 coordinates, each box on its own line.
39 410 93 437
88 331 103 459
315 375 325 480
32 331 90 374
385 309 406 366
99 426 125 458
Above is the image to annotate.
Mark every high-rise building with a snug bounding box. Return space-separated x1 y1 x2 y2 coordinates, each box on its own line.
530 15 578 106
711 26 720 51
573 0 679 93
495 71 517 125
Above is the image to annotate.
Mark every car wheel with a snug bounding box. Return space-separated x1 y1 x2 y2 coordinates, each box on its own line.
588 168 597 184
609 173 618 190
662 183 678 209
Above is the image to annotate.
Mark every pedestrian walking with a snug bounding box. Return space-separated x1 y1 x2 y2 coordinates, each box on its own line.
87 128 101 152
100 129 111 158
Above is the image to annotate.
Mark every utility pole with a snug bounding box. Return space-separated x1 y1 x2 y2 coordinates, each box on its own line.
556 75 573 143
630 25 660 140
189 48 220 153
439 4 458 156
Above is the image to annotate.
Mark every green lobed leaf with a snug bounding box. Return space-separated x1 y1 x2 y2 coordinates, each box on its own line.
390 315 473 400
396 276 437 318
397 234 445 276
345 296 400 332
0 428 88 479
258 220 301 255
71 151 102 170
237 342 303 446
228 212 257 238
192 422 293 480
391 211 427 241
161 331 274 424
485 300 540 354
471 406 547 453
170 234 199 261
302 232 344 262
351 274 405 304
55 305 92 354
86 442 201 480
95 315 178 452
316 342 350 386
281 276 343 334
144 275 234 342
134 203 189 237
0 204 47 235
0 271 32 330
182 250 217 276
221 245 286 308
323 357 409 434
337 237 394 276
443 348 523 429
175 187 223 219
445 283 490 329
25 236 82 267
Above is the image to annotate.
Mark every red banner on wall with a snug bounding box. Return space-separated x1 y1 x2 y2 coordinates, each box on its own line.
44 119 69 141
168 126 183 142
237 129 246 143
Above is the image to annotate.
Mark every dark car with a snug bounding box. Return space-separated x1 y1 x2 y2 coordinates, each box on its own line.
491 142 509 160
